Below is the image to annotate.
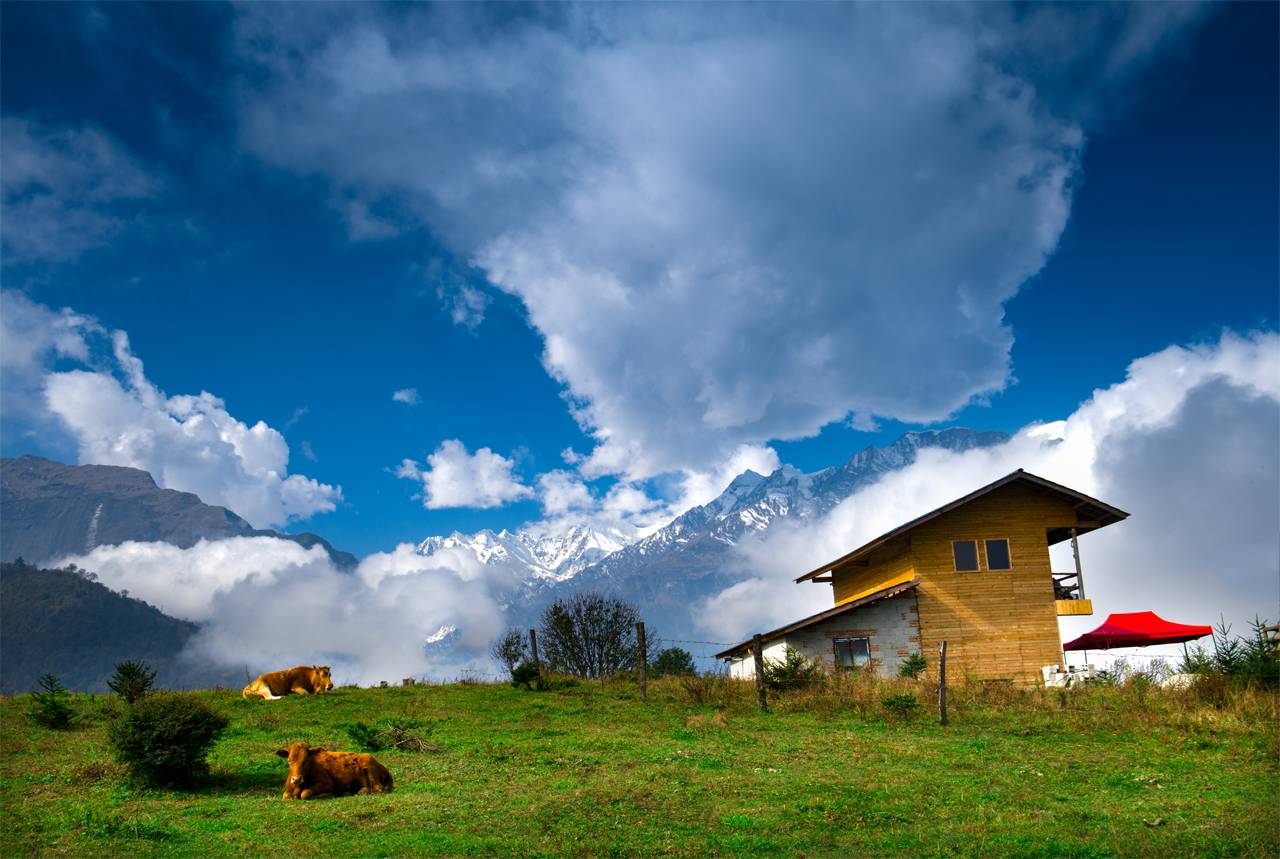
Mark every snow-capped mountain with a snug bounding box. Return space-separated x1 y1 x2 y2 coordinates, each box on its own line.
553 428 1009 639
413 428 1008 639
415 524 632 584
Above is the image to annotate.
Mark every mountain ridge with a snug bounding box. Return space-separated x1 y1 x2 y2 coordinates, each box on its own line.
0 455 357 568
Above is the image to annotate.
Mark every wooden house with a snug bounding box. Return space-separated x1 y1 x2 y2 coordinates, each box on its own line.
716 470 1128 684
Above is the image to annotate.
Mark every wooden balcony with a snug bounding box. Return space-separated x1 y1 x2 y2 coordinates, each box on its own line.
1053 573 1093 616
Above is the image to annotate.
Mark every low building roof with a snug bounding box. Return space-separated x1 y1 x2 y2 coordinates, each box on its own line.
794 469 1128 584
714 578 920 660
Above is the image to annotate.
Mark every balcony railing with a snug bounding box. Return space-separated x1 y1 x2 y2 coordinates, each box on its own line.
1053 573 1083 601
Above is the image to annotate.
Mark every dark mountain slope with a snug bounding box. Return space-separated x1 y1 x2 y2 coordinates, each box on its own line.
0 560 237 693
0 456 355 568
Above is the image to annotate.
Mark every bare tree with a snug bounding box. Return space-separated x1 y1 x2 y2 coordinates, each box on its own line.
489 627 528 674
538 592 655 679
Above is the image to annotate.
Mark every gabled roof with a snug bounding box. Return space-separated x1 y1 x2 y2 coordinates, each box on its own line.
715 578 920 660
794 469 1128 584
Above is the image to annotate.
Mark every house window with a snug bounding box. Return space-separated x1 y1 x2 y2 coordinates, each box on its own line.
952 540 979 571
985 538 1012 570
833 637 871 669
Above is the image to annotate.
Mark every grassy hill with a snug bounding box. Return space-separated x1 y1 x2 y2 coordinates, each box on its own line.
1 677 1276 857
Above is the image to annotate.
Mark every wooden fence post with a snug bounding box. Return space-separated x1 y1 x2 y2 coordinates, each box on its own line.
938 640 948 726
636 621 648 703
529 628 541 682
753 634 768 713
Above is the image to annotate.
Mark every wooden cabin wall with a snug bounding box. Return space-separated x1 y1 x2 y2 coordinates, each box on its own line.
908 482 1079 684
831 536 915 604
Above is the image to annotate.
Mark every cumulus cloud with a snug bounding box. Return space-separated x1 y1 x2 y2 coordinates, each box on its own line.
4 291 341 528
1 116 160 264
537 469 593 516
392 387 420 405
58 537 506 684
398 439 532 509
232 4 1202 480
700 331 1280 657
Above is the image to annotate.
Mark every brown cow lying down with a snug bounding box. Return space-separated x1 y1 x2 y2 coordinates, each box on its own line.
243 665 333 700
276 742 393 800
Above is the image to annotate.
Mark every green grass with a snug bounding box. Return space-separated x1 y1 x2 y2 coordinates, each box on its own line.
2 677 1276 857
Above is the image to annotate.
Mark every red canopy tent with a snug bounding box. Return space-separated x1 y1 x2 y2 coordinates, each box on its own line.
1062 611 1213 651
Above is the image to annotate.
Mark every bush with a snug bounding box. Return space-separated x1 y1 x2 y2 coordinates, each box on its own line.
108 660 157 704
107 694 228 787
881 693 922 720
344 721 387 751
898 652 927 679
763 647 823 692
511 660 541 690
652 647 697 678
28 673 76 729
490 627 529 674
344 718 441 753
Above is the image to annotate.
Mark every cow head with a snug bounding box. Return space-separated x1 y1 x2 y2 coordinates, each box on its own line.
314 666 334 691
276 742 324 788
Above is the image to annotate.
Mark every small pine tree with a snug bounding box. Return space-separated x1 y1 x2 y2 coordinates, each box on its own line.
107 694 228 788
762 647 823 691
28 673 76 729
898 652 927 679
511 660 541 690
108 660 157 704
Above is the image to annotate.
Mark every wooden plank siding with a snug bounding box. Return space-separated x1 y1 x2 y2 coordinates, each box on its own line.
831 535 915 604
830 481 1082 684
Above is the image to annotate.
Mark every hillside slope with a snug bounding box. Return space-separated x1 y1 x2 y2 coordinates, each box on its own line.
0 560 236 694
0 456 355 568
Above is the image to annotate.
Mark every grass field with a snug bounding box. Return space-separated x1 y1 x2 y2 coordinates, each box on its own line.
2 676 1277 857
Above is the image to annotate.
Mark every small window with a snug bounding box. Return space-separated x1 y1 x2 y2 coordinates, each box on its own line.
985 539 1011 570
833 637 870 669
952 540 979 571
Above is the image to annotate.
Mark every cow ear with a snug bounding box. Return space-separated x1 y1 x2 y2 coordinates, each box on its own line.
275 748 288 758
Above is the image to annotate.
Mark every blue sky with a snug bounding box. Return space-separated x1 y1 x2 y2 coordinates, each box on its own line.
2 2 1276 558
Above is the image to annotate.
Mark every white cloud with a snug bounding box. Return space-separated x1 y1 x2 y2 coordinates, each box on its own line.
5 291 341 528
392 387 420 405
232 4 1201 480
537 469 593 516
398 439 532 509
57 537 506 684
1 116 160 264
700 331 1280 657
437 283 489 329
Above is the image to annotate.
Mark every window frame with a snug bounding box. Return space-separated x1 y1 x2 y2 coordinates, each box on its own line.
832 636 871 670
951 539 980 572
984 537 1013 570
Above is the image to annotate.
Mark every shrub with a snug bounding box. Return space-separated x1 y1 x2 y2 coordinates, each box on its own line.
881 693 922 720
652 647 697 678
762 647 823 692
344 721 387 751
511 660 541 690
107 694 228 787
490 627 529 674
28 673 76 729
108 660 157 704
898 652 927 679
344 718 441 753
